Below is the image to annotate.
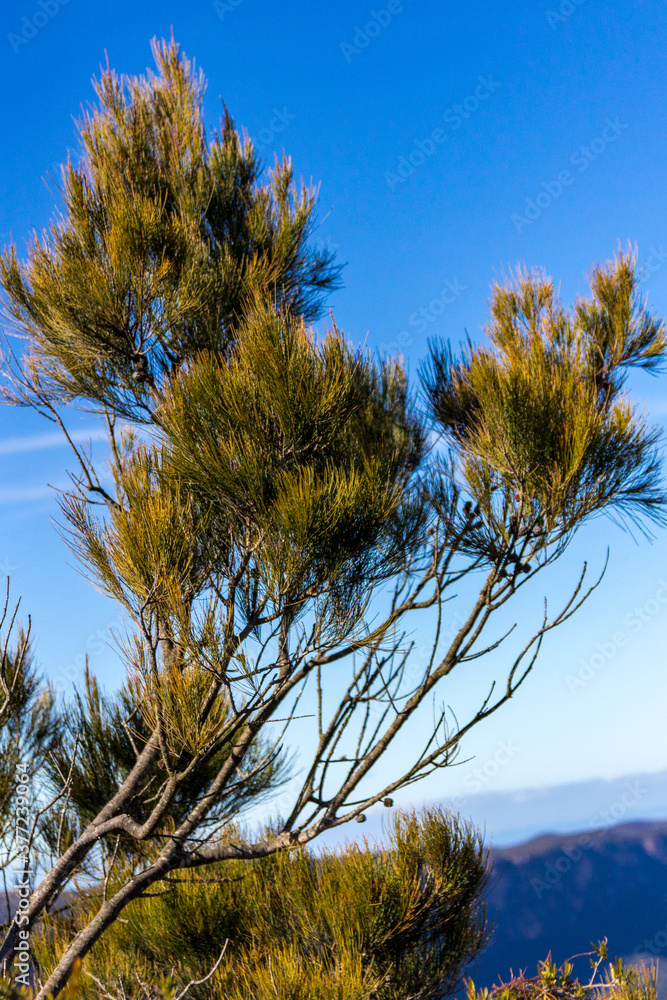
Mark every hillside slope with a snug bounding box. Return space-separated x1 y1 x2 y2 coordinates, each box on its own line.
462 821 667 996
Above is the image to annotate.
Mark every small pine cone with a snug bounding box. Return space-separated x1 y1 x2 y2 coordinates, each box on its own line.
383 797 393 808
356 813 367 823
132 355 152 384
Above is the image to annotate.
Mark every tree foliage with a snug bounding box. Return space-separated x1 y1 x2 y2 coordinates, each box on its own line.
0 37 341 421
0 35 665 1000
32 806 491 1000
422 260 666 542
0 583 57 873
40 663 294 867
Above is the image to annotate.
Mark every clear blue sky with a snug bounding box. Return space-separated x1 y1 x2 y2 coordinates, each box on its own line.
1 0 667 839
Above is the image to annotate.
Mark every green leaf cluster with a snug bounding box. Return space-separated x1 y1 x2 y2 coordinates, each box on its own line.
421 256 667 548
32 806 491 1000
0 590 58 858
40 664 294 862
156 298 426 613
0 37 341 420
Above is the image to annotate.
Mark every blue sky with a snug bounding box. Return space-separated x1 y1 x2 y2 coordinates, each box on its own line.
1 0 667 841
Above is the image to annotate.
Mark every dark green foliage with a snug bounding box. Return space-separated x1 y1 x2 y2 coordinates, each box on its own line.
33 806 491 1000
0 37 342 422
154 299 427 620
0 584 57 865
40 665 295 864
421 257 667 554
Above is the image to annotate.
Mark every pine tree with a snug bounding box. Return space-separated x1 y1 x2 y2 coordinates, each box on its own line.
32 806 491 1000
0 582 57 876
0 35 666 999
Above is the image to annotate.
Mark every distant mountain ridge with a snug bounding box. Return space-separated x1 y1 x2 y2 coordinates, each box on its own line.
454 771 667 848
460 819 667 998
311 767 667 853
